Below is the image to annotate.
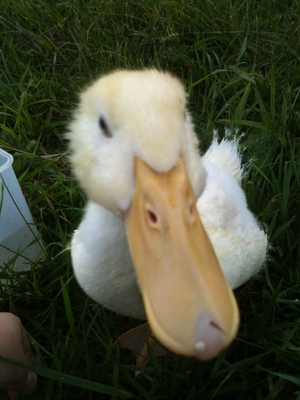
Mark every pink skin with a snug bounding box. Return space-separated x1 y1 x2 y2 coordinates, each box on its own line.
0 313 37 399
194 314 224 360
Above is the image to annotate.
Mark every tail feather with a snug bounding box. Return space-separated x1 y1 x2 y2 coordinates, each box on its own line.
202 136 243 184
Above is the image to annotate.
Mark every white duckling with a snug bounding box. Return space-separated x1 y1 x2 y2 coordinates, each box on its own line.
67 69 267 362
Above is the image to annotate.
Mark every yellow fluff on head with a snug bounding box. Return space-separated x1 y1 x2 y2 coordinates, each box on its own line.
67 69 206 215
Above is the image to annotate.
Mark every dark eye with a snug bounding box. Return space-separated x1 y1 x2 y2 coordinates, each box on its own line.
99 116 112 138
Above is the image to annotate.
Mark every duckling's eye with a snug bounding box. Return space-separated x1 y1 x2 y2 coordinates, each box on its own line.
99 116 112 138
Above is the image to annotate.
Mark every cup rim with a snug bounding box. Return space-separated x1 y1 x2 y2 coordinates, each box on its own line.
0 148 14 173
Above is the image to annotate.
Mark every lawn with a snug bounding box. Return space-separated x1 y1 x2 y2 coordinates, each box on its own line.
0 0 300 399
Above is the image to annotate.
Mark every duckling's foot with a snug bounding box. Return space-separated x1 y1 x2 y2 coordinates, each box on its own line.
118 322 167 366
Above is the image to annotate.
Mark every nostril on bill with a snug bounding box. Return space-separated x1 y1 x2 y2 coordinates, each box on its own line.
148 209 157 224
145 205 158 226
194 315 225 360
186 199 198 224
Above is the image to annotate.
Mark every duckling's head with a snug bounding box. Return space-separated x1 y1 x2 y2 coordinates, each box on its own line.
67 69 205 216
67 69 239 361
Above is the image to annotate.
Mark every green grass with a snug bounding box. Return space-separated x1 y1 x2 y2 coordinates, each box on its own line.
0 0 299 398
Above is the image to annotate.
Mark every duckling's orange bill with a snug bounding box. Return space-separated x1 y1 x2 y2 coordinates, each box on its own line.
124 156 239 360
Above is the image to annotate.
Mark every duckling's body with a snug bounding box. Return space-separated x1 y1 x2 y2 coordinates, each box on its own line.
71 137 267 319
68 69 267 361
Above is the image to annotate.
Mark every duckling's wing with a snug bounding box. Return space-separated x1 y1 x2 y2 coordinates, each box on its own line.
198 139 268 289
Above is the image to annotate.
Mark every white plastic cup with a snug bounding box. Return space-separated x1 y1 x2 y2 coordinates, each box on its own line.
0 148 44 274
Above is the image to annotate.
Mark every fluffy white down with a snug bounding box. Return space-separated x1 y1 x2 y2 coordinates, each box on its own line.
71 201 145 319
